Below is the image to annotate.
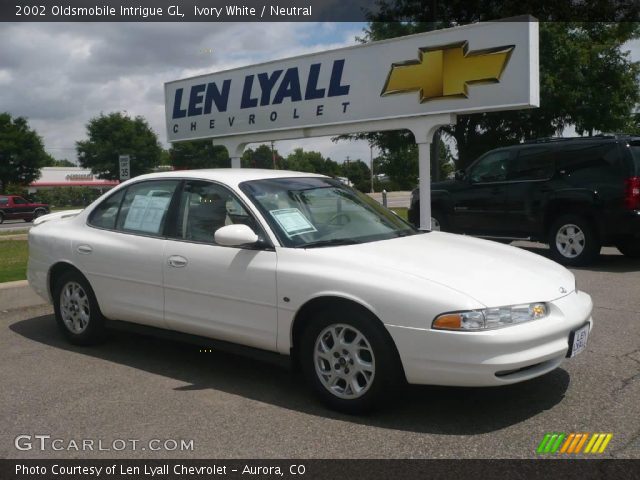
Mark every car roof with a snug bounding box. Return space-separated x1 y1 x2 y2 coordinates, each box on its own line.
130 168 327 187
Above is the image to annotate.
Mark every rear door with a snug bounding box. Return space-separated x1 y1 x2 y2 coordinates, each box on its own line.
504 146 555 236
449 149 512 235
77 179 179 328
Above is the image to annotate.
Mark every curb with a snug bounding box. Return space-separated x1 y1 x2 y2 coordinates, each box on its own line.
0 280 49 311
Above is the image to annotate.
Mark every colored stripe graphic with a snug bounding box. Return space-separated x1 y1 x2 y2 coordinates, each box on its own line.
538 433 613 454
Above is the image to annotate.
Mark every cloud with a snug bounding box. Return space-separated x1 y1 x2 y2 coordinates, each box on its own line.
0 21 367 161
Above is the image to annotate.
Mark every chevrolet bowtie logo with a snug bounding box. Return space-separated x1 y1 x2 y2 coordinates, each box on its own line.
381 42 514 102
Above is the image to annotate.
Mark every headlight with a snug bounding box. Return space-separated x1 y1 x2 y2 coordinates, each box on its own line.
432 303 548 331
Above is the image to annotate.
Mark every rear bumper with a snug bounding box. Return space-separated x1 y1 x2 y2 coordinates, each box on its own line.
387 290 593 387
598 209 640 242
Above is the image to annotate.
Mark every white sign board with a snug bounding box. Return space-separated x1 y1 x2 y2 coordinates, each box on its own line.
119 155 130 180
165 20 538 143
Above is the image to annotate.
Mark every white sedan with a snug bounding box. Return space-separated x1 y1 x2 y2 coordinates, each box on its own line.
28 169 593 412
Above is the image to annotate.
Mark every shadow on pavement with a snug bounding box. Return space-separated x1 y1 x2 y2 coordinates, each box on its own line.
11 314 570 435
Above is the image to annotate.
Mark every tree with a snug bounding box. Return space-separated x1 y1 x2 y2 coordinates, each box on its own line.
355 6 640 170
283 148 342 176
43 158 76 167
341 160 371 192
0 112 50 193
76 112 162 180
242 144 281 169
169 140 229 169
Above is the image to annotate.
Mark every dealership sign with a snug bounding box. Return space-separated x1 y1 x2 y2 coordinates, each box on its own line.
165 20 538 142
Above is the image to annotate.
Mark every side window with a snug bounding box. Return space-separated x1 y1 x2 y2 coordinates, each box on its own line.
557 143 625 178
13 197 27 205
0 197 8 206
172 181 261 245
115 181 179 235
469 151 510 183
508 147 555 181
88 189 125 229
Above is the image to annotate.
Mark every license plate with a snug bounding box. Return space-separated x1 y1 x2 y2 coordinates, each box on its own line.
568 324 590 358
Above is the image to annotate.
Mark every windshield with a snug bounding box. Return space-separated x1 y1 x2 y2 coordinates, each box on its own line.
240 177 419 248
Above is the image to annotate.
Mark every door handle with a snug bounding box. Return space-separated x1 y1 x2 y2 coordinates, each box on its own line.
77 245 93 254
167 255 188 268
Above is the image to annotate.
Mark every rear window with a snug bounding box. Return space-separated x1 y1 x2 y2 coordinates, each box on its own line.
0 197 7 206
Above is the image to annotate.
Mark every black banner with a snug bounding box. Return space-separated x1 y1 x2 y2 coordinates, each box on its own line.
1 0 639 22
2 460 640 480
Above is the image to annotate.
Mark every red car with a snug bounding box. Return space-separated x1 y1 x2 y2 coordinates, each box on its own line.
0 195 50 223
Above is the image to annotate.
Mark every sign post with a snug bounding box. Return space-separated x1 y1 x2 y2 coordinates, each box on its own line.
119 155 131 181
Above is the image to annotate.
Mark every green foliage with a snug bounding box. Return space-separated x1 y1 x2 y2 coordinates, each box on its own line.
283 148 342 176
242 144 280 169
43 158 76 167
358 10 640 170
76 112 161 180
341 159 372 192
31 187 104 207
0 112 50 193
170 140 230 169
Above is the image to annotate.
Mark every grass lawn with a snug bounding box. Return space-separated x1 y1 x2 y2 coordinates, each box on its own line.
0 229 28 236
390 207 408 221
0 240 28 282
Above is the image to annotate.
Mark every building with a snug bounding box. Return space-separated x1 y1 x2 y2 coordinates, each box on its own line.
27 167 118 193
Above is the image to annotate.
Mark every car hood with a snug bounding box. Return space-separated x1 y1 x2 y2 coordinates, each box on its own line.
314 232 575 307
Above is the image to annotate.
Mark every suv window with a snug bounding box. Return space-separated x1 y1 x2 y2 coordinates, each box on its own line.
508 147 555 181
628 141 640 175
0 197 8 206
171 180 261 245
115 181 179 235
469 151 510 183
13 197 27 205
556 142 625 178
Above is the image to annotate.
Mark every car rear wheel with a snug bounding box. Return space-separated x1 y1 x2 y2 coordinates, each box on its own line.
33 209 46 219
616 238 640 258
53 271 106 345
300 307 402 413
548 215 600 266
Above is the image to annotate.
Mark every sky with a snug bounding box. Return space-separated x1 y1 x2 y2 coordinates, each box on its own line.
1 23 639 166
0 21 372 165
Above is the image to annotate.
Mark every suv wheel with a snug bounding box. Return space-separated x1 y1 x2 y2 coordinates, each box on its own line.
548 215 600 266
430 209 446 231
53 271 106 345
300 307 401 413
616 238 640 258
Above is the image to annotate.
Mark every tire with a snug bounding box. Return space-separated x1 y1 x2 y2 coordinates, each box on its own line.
299 306 403 413
616 238 640 258
548 214 601 266
53 270 106 345
33 209 46 219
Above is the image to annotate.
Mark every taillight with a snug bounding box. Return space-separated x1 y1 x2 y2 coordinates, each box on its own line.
624 177 640 210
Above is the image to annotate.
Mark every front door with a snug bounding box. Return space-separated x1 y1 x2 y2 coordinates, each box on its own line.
162 180 278 351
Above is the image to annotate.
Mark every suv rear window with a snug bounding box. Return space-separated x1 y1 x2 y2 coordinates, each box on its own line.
0 197 7 206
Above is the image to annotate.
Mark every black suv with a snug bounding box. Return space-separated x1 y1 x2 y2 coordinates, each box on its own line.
408 135 640 266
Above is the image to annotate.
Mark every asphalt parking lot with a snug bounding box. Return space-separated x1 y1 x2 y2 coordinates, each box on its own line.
1 244 638 459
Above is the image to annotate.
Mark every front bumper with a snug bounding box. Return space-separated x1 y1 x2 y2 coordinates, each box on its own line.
387 290 593 387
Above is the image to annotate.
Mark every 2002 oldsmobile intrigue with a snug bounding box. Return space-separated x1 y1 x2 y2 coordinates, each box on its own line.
28 169 593 412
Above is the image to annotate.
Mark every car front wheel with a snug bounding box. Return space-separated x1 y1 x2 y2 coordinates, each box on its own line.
548 215 600 266
300 307 402 413
53 271 106 345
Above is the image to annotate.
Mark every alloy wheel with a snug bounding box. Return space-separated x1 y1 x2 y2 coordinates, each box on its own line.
555 224 585 259
314 324 376 400
60 281 91 334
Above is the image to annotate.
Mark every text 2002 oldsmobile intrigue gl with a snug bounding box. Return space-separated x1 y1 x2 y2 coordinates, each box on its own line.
28 169 593 412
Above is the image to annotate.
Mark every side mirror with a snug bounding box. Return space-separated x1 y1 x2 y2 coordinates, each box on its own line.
454 170 466 181
214 224 259 247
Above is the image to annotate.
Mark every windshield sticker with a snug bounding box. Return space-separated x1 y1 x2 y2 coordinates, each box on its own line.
269 208 317 237
123 194 171 233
